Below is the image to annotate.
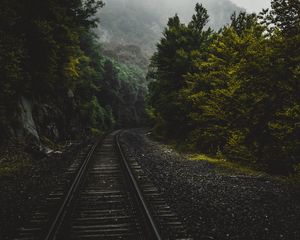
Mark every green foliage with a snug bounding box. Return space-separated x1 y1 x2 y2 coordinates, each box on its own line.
149 2 300 175
148 5 214 139
189 3 210 31
0 0 147 141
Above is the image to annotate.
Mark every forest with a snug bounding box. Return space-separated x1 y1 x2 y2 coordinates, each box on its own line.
0 0 147 144
0 0 300 239
148 0 300 175
0 0 299 176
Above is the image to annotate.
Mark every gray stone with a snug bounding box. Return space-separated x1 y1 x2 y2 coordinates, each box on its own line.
19 96 40 142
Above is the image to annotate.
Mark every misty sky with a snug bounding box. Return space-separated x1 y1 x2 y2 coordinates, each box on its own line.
230 0 271 12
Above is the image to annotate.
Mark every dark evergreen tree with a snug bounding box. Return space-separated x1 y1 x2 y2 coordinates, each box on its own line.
149 3 300 174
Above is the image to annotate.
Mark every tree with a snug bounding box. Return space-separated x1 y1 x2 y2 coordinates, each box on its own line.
149 3 300 174
149 4 213 139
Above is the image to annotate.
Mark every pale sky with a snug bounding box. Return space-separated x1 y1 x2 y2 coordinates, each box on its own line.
230 0 271 13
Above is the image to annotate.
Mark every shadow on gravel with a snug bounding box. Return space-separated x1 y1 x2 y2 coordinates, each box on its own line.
120 129 300 240
0 142 83 240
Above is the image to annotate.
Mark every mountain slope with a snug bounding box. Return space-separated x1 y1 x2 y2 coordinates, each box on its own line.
96 0 243 59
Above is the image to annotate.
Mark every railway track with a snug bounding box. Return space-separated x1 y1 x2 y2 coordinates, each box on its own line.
15 131 192 240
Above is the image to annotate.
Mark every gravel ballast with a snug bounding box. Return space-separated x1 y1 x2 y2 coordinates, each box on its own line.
120 129 300 240
0 141 87 240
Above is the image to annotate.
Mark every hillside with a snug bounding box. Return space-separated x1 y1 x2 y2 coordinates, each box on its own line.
96 0 243 60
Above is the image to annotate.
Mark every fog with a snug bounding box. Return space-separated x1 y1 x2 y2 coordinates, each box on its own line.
97 0 265 59
101 0 243 26
231 0 271 13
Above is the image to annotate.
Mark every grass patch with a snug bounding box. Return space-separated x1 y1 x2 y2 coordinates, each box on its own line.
148 130 300 185
188 154 300 187
0 147 33 178
0 160 31 177
188 153 265 176
278 164 300 185
40 137 63 151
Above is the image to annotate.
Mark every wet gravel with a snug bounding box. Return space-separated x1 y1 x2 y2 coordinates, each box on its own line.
0 141 85 240
120 129 300 240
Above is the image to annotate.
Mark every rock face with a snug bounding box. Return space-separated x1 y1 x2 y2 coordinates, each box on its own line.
17 97 63 143
33 104 62 141
19 96 40 142
0 91 81 145
7 96 68 144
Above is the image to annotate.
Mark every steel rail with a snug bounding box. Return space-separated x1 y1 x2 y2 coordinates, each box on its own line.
116 132 162 240
44 141 99 240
